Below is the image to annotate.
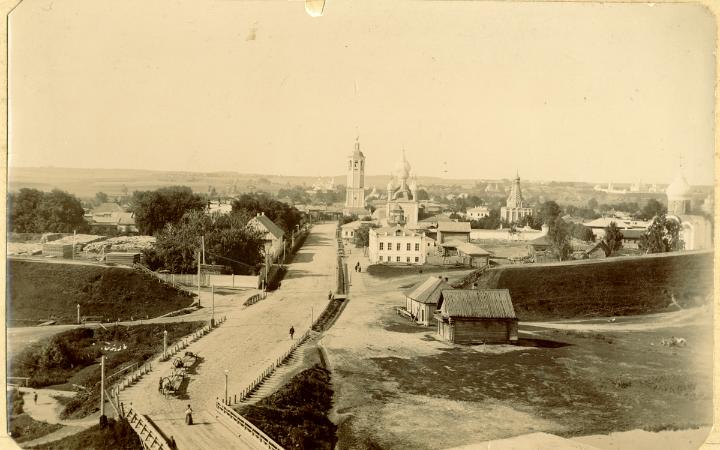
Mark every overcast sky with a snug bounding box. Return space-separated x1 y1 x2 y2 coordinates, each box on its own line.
9 0 716 184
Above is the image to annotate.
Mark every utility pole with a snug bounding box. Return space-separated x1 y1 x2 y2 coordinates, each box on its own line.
197 250 201 307
201 236 206 265
224 370 229 404
72 230 76 260
211 284 215 327
100 355 106 422
163 330 168 360
77 304 80 324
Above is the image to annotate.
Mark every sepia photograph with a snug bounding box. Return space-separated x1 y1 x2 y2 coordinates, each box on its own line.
3 0 717 449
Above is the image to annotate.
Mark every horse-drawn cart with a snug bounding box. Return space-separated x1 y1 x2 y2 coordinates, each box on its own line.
159 351 199 397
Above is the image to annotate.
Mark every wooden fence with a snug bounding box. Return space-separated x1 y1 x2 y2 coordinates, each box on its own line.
215 400 284 450
244 291 268 306
156 273 259 289
225 330 311 405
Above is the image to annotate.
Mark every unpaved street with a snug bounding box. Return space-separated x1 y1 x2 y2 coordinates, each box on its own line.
118 222 337 449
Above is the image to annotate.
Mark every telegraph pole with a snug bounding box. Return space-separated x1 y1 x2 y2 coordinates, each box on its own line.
99 355 106 424
211 284 215 327
76 304 80 324
197 250 201 307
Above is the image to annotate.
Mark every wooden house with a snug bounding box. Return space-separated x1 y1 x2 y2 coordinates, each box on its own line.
435 289 518 344
403 276 452 326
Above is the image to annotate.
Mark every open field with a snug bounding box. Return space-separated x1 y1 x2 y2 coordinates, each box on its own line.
458 251 713 320
322 255 713 450
8 260 195 326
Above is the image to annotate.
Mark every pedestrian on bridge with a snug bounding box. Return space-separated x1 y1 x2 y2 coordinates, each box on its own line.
185 405 193 425
289 326 295 340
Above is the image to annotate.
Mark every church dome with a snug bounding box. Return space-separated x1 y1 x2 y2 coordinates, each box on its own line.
666 172 692 199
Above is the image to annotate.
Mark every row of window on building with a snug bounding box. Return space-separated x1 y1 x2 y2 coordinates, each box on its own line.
379 242 421 251
379 255 421 263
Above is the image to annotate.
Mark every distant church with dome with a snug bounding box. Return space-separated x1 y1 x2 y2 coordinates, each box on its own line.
665 169 713 251
384 150 420 228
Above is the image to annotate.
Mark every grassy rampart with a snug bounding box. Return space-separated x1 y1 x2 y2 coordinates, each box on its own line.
463 251 713 320
8 260 195 325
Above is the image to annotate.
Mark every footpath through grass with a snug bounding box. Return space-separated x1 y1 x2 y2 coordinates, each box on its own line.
7 389 63 444
10 322 205 419
8 260 195 326
236 365 337 450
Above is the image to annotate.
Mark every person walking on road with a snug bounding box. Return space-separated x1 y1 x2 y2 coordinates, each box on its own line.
289 326 295 340
328 290 333 300
185 405 193 425
33 392 37 404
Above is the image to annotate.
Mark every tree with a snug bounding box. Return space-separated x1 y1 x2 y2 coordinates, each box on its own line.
547 217 572 261
9 188 88 233
639 214 683 254
638 199 667 220
147 210 265 273
130 186 205 235
416 189 430 201
570 223 596 243
587 198 599 210
353 224 378 248
231 193 301 234
602 221 624 256
94 192 109 206
470 208 502 229
539 200 562 225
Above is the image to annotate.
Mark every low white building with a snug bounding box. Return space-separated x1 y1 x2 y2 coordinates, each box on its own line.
465 206 490 220
368 225 437 265
340 220 374 240
584 217 650 240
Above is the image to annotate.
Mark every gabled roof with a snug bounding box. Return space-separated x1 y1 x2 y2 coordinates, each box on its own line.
438 289 516 319
404 277 452 304
93 203 124 214
116 212 136 225
454 242 491 256
250 213 285 239
437 222 471 233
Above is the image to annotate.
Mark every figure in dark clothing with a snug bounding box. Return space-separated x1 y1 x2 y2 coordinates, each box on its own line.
33 392 38 404
289 326 295 340
185 405 193 425
328 290 333 300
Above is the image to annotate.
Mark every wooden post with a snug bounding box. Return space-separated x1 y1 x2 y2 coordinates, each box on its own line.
163 330 167 360
100 355 106 419
77 304 81 324
197 251 202 306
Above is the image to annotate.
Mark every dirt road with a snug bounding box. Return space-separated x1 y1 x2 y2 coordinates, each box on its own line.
118 223 337 449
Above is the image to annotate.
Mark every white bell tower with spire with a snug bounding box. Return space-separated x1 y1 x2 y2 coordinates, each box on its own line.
345 136 366 210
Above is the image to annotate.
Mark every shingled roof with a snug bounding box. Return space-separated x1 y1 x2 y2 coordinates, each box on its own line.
437 289 516 319
403 276 453 304
437 222 472 233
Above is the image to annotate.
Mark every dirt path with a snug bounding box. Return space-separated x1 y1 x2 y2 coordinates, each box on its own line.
118 223 338 449
522 306 708 332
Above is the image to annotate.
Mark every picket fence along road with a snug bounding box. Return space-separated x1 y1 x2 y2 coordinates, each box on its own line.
117 222 337 449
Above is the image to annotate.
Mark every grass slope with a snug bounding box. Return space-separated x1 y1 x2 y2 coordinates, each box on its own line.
237 365 337 450
8 260 194 325
469 252 713 320
7 389 63 444
11 322 205 418
28 418 143 450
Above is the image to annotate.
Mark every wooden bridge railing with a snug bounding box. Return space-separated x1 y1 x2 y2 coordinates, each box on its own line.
124 407 171 450
215 400 284 450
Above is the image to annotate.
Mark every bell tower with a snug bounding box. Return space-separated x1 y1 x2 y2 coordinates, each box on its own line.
345 136 366 209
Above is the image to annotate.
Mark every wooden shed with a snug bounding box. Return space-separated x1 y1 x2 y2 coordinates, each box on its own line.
435 289 518 344
403 276 452 326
